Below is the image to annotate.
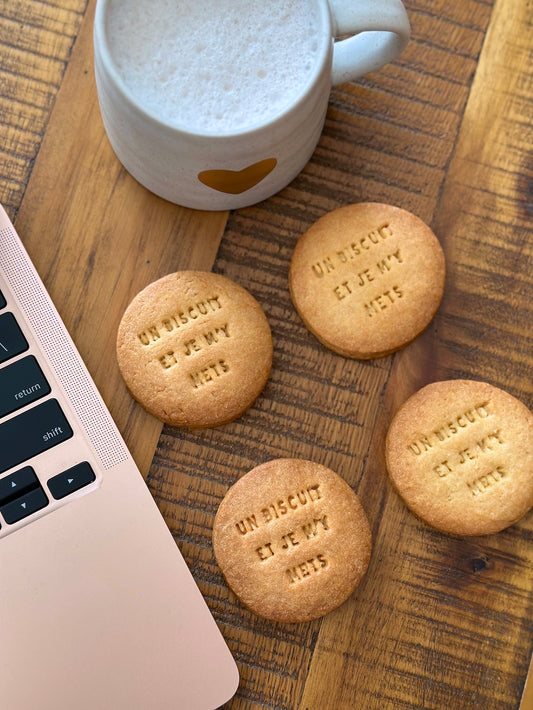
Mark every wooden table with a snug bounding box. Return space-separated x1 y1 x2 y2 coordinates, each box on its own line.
1 1 532 708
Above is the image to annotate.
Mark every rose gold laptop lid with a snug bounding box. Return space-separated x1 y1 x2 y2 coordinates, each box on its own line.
0 205 239 709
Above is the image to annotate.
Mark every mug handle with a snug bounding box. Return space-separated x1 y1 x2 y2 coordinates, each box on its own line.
328 0 410 85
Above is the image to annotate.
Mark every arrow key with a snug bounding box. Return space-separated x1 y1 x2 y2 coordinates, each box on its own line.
1 486 48 524
0 466 39 506
48 462 95 500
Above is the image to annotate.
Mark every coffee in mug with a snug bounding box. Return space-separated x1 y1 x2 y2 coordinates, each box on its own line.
94 0 410 210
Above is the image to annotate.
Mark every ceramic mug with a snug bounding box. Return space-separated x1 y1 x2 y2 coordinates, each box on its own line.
93 0 410 211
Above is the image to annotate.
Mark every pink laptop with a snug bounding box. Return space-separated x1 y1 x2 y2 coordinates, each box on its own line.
0 204 239 709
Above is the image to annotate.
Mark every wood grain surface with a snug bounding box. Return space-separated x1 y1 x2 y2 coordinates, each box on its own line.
1 1 531 708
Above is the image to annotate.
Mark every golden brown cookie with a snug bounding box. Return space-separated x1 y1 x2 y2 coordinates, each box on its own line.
289 203 445 358
116 271 272 428
212 459 372 623
385 379 533 536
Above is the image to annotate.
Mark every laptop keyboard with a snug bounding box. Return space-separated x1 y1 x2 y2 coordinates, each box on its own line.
0 288 96 530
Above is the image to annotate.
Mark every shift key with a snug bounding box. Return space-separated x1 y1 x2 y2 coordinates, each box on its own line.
0 399 73 474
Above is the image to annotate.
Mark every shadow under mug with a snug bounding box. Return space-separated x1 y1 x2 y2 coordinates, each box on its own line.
93 0 410 211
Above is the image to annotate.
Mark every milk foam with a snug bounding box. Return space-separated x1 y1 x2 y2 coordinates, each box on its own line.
106 0 322 134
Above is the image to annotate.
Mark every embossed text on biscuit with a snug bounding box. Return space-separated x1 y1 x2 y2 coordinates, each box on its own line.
158 323 231 368
407 401 492 456
235 492 332 584
137 295 222 345
363 285 403 317
310 223 393 277
184 323 230 356
254 518 332 585
403 399 509 498
432 429 504 475
331 249 405 317
254 515 330 562
234 483 323 535
286 554 328 584
189 359 229 388
231 483 331 584
467 465 505 496
430 429 506 499
231 482 333 586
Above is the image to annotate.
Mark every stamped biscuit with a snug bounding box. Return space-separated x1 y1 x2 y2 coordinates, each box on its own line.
116 271 273 428
289 203 445 359
385 380 533 536
212 459 372 623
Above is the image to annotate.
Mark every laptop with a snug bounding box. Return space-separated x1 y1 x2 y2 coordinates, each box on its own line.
0 204 239 709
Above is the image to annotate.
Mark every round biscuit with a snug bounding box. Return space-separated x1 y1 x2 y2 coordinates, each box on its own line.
213 458 372 623
385 379 533 535
289 202 445 358
116 271 272 428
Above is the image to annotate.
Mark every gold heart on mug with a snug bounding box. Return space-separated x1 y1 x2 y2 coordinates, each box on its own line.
198 157 277 194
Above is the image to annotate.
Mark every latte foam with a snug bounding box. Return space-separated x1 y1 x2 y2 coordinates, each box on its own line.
106 0 323 134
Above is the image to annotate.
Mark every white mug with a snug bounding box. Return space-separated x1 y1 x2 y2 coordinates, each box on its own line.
93 0 410 211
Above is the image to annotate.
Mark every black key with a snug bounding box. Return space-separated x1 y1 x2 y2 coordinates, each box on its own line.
48 461 96 500
0 399 73 474
0 289 6 309
0 355 51 418
0 466 39 506
1 486 48 524
0 312 28 364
